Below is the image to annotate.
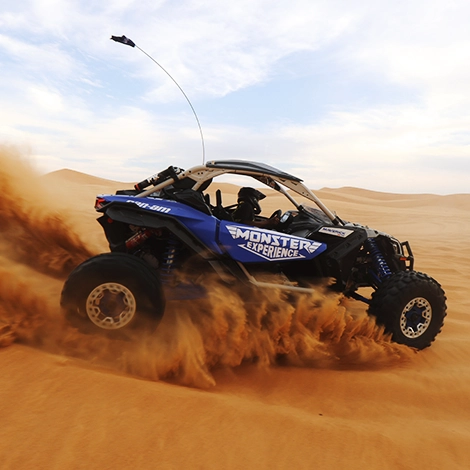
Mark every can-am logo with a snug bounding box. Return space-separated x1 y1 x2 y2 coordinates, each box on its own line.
126 199 171 213
226 225 323 261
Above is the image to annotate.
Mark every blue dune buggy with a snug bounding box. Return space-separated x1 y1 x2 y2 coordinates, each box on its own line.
61 160 446 349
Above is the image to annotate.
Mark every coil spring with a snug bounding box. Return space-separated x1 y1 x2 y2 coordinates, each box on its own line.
160 238 180 284
367 238 392 280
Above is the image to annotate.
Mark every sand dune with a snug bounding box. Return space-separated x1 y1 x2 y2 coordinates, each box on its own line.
1 146 469 469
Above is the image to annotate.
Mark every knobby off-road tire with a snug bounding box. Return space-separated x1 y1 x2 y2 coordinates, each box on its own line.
368 270 446 350
61 253 165 334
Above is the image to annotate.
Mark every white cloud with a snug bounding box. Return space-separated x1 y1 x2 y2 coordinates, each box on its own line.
0 0 469 194
28 86 64 112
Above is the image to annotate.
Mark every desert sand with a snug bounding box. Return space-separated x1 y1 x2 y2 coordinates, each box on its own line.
1 145 469 469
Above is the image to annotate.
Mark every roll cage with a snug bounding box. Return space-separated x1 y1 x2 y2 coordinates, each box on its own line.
135 160 344 226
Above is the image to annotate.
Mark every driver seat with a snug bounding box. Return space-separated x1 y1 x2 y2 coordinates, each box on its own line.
211 189 234 221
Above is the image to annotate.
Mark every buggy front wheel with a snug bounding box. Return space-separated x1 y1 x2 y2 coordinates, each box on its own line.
368 271 446 350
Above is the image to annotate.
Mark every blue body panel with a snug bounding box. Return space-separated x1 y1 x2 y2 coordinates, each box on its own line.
101 195 327 263
101 195 224 255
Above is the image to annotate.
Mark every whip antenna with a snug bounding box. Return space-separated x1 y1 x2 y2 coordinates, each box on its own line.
111 35 206 164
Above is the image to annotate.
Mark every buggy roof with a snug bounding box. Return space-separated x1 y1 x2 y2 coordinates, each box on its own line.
205 160 302 182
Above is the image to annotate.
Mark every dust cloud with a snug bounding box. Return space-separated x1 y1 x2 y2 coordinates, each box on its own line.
0 145 93 277
0 145 412 388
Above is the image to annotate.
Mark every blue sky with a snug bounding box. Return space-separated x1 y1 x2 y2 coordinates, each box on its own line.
0 0 469 194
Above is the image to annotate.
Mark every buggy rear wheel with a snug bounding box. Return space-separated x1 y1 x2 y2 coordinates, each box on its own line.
61 253 165 334
368 271 446 350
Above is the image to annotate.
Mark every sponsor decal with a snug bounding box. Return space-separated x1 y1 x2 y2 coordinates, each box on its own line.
318 226 353 238
226 225 323 261
126 199 171 213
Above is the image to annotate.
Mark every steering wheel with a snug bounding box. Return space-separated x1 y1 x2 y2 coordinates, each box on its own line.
270 209 282 219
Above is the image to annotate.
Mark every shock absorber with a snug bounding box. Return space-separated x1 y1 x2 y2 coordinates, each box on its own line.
125 229 151 250
367 238 392 281
160 237 180 285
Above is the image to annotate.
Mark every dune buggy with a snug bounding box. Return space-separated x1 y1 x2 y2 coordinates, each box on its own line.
61 160 446 349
